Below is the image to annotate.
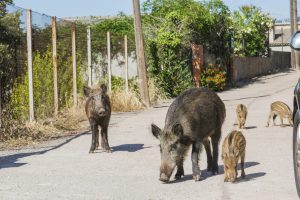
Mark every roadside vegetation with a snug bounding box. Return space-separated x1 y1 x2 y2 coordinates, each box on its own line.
0 0 272 147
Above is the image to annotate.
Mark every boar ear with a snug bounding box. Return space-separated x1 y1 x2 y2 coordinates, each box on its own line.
83 86 91 97
100 84 107 94
172 123 183 137
151 123 161 139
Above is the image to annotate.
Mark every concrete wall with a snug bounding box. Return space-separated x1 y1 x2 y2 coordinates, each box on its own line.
231 51 291 83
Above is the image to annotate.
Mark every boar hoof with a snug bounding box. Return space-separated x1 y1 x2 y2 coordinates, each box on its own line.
241 172 246 178
193 174 202 181
175 174 182 180
105 148 112 153
207 167 212 172
211 171 219 175
89 150 95 153
224 177 229 182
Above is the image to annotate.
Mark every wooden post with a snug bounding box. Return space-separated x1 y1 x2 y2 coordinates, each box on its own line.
26 9 34 122
87 26 92 87
125 35 129 95
52 16 58 116
191 44 203 88
132 0 150 107
72 23 78 107
107 31 112 93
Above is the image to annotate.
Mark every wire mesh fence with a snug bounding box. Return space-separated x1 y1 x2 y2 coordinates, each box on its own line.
1 4 138 125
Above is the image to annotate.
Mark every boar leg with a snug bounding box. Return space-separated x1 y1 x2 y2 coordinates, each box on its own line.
95 125 100 149
279 116 284 127
191 142 202 181
101 126 111 153
288 117 293 126
241 154 246 178
175 159 184 180
273 114 277 126
211 133 221 175
203 138 212 172
266 112 274 127
89 124 98 153
224 167 229 182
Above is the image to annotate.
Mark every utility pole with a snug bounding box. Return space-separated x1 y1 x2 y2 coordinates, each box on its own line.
132 0 150 108
291 0 299 69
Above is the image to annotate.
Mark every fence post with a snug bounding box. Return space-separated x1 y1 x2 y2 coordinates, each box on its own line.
52 16 58 116
72 23 78 107
107 31 112 93
125 35 129 95
87 26 92 87
26 9 34 122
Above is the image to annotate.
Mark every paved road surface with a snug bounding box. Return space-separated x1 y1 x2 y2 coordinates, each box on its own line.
0 70 299 200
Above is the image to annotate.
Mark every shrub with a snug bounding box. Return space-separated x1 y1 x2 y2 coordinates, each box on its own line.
200 65 226 91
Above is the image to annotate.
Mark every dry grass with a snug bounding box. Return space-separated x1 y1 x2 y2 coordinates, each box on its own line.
0 81 168 149
110 90 144 112
148 78 168 104
0 101 88 149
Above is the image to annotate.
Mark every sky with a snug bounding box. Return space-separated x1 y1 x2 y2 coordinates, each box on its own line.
12 0 291 20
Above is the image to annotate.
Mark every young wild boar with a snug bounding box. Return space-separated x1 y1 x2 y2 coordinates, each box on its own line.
266 101 293 127
222 130 246 182
151 87 226 182
84 84 112 153
236 104 247 129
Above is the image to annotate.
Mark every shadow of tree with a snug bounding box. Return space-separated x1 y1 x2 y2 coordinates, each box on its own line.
0 131 89 170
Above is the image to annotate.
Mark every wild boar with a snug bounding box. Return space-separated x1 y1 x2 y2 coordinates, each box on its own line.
266 101 293 127
84 84 112 153
151 87 226 182
222 130 246 182
236 104 247 129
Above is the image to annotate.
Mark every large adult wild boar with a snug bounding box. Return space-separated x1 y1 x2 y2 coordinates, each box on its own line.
84 84 111 153
151 87 226 182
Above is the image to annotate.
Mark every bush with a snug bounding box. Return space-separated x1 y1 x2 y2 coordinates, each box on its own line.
200 65 226 91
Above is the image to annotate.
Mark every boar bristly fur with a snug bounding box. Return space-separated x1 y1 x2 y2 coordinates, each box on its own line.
152 87 226 182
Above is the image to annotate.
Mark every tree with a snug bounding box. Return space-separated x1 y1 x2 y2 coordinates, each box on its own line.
232 5 273 57
143 0 232 96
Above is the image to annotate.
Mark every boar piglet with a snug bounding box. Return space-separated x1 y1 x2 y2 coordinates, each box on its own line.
222 130 246 182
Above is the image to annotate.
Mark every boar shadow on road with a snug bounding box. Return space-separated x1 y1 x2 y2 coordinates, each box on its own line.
168 161 260 184
0 131 89 170
112 144 151 152
244 126 257 130
236 172 266 183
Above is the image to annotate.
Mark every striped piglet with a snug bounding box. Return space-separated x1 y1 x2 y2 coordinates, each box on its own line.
222 130 246 182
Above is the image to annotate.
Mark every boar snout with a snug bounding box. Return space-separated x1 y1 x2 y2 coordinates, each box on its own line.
98 108 106 116
227 170 237 182
159 173 170 182
159 163 175 183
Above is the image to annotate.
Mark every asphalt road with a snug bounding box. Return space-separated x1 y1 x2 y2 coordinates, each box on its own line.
0 70 299 200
